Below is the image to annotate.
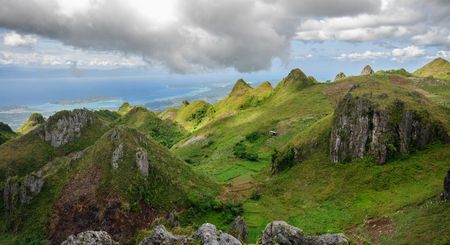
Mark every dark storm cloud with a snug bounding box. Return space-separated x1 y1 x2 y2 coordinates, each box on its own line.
8 0 448 72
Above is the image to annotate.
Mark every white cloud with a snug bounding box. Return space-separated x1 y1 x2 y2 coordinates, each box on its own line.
334 50 389 61
391 45 425 60
0 0 448 71
0 0 381 72
295 0 450 45
3 31 37 47
0 49 146 68
412 28 450 46
335 45 426 61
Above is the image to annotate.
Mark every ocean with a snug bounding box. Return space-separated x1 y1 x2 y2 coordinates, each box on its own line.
0 72 234 130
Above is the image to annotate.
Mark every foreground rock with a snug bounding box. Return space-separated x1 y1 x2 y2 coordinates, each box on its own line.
194 223 242 245
3 173 44 213
229 216 248 243
334 72 346 81
259 221 349 245
61 231 118 245
442 169 450 200
44 109 94 147
259 221 304 244
360 65 374 75
139 225 190 245
330 93 448 163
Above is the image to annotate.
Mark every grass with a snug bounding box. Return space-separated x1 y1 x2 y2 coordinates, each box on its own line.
1 65 450 244
0 158 72 244
173 71 450 243
17 113 45 135
0 122 16 145
414 57 450 81
241 144 450 242
0 110 110 183
116 106 186 148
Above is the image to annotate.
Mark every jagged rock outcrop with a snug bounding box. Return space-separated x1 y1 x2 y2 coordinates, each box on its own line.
330 93 448 164
3 174 44 213
259 221 349 245
229 216 248 243
44 109 94 147
361 65 374 75
139 225 190 245
111 143 123 169
136 148 149 176
135 221 348 245
334 72 346 81
259 221 304 245
442 169 450 200
61 231 118 245
194 223 242 245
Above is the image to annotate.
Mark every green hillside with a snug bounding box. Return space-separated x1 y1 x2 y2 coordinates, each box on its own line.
17 113 45 135
0 122 16 145
116 105 186 147
414 57 450 81
0 126 219 244
172 69 450 243
0 109 110 180
1 61 450 244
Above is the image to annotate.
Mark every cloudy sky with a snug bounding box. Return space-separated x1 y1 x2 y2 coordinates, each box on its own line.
0 0 449 81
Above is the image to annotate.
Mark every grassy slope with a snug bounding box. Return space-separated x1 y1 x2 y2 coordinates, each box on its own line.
414 57 450 81
77 127 219 208
0 126 220 244
116 106 187 148
0 122 16 145
17 113 45 135
173 72 450 243
0 110 110 180
0 157 71 244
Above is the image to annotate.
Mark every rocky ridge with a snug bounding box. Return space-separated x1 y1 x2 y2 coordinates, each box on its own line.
330 92 448 163
44 109 94 147
360 65 374 75
3 173 44 213
334 72 346 81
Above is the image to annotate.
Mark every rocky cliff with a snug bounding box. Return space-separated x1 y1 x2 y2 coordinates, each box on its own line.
361 65 374 75
330 92 449 163
334 72 346 81
3 173 44 214
44 109 94 147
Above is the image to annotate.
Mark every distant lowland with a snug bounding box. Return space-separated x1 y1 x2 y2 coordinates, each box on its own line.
0 79 237 130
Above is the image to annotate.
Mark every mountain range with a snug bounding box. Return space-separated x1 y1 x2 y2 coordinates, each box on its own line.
0 58 449 245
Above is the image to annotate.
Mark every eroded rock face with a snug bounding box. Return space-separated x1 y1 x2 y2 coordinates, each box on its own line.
334 72 346 81
442 169 450 200
229 216 248 243
259 221 349 245
44 109 93 147
139 225 190 245
61 230 118 245
330 93 448 164
259 221 304 245
111 143 123 169
361 65 374 75
194 223 241 245
136 148 149 176
3 174 44 213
